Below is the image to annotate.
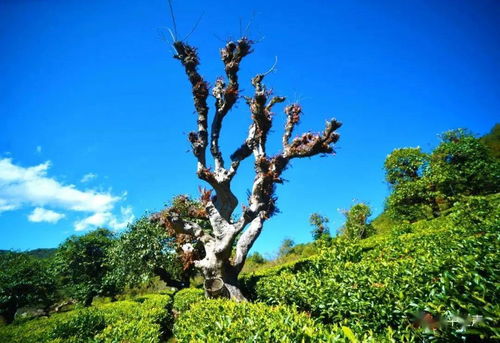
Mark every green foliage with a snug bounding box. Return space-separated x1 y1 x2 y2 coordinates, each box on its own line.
53 228 120 306
309 213 330 240
50 308 106 341
384 147 428 186
108 215 188 288
0 252 57 323
277 238 295 258
385 178 437 222
341 203 375 240
480 123 500 159
429 129 500 197
390 222 413 236
385 129 500 222
173 288 205 313
174 299 339 342
0 294 173 343
246 195 500 341
247 251 266 264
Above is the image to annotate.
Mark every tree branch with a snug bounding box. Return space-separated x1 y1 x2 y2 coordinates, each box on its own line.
210 38 253 171
232 215 264 271
173 41 209 171
284 119 342 159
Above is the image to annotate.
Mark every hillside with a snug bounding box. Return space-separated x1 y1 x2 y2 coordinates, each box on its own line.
1 126 498 342
0 248 56 259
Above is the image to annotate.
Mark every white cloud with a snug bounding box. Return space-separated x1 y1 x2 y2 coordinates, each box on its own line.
28 207 65 223
75 206 135 231
0 158 119 213
0 158 133 231
81 173 97 183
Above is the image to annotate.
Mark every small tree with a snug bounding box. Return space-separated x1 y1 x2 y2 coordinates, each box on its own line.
384 147 428 186
277 238 295 259
429 129 500 197
154 37 342 300
109 215 192 289
309 213 330 240
0 252 56 323
54 228 120 306
341 203 374 240
246 252 266 265
385 129 500 222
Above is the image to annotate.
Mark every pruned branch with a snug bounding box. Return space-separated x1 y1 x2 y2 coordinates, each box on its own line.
284 119 342 159
210 39 253 171
283 104 302 148
173 41 209 171
232 215 264 271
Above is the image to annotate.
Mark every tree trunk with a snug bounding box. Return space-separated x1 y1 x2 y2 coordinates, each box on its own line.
197 246 246 301
203 270 246 301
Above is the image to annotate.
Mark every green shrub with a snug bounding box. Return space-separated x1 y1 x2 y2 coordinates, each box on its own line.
173 288 205 313
390 222 413 236
0 294 173 343
247 196 500 341
174 299 337 342
51 308 105 341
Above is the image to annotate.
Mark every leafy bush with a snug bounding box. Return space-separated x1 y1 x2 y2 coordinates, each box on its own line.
385 130 500 222
341 203 375 240
173 288 205 313
51 308 105 341
390 222 413 236
246 195 500 341
0 294 173 343
174 299 336 342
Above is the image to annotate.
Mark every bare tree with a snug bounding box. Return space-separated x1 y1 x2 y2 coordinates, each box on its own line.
154 37 341 300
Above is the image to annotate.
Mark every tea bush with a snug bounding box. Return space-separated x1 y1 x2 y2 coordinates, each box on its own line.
51 308 106 341
173 288 205 313
245 195 499 341
0 293 173 343
175 299 334 342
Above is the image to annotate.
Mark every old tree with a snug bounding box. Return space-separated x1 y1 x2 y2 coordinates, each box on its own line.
153 37 341 300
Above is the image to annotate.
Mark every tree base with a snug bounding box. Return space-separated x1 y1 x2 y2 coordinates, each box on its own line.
204 277 246 301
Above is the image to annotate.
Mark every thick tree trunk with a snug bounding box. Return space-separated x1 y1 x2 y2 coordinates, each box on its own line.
202 267 246 301
196 243 246 301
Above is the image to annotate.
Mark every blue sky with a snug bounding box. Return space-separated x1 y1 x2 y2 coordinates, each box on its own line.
1 0 498 255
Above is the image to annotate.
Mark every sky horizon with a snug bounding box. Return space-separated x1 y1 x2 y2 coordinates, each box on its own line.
1 0 498 255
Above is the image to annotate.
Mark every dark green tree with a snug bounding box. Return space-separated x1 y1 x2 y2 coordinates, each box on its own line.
384 147 428 186
0 252 56 323
53 228 120 306
428 129 500 198
309 213 330 240
384 129 499 222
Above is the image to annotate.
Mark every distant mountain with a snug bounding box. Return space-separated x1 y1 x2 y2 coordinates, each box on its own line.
0 248 57 259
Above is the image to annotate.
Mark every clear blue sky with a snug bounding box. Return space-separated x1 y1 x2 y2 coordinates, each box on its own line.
1 0 498 255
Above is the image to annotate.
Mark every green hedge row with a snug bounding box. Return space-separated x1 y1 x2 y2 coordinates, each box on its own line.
174 298 400 342
173 288 205 314
0 294 173 343
241 196 500 341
